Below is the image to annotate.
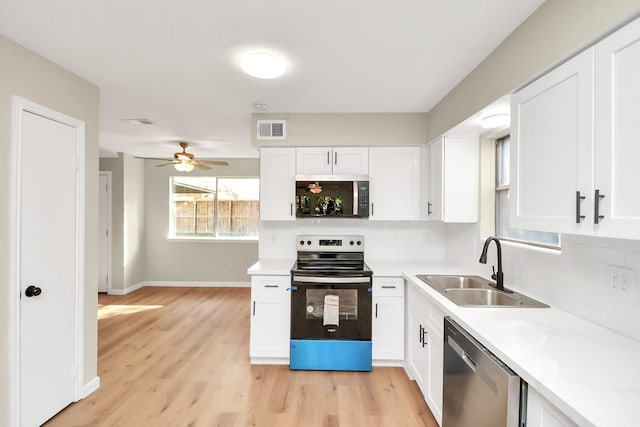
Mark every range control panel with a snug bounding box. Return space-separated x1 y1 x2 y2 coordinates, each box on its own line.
296 235 364 252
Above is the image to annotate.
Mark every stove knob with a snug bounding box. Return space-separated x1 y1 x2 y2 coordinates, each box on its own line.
299 240 304 246
307 240 312 246
349 240 354 246
357 240 362 246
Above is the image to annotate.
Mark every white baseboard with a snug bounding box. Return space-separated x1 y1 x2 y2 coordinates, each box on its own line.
141 281 250 288
82 376 100 398
373 359 404 367
108 281 250 295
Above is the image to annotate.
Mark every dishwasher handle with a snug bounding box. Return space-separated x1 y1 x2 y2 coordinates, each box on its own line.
448 335 477 372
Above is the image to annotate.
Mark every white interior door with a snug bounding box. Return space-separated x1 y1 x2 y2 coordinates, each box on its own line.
19 109 79 426
98 172 111 293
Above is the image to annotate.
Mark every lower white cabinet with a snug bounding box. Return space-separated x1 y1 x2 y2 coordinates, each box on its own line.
527 386 578 427
405 281 444 425
249 275 291 363
372 277 405 364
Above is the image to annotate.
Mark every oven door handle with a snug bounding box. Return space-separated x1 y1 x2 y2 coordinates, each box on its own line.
291 275 370 284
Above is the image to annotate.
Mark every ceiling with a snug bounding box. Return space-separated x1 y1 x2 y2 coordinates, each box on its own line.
0 0 545 159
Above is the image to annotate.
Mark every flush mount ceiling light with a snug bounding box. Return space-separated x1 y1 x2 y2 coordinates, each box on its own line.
480 114 509 129
241 50 286 79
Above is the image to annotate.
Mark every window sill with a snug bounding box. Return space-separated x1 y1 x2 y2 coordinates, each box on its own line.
167 236 258 243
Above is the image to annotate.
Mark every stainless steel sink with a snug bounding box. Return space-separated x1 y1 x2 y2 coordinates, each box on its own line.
415 274 548 308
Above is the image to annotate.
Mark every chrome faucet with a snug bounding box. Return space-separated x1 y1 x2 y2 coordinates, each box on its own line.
479 236 506 292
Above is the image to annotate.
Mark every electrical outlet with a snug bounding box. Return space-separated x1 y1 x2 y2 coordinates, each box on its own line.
609 266 634 291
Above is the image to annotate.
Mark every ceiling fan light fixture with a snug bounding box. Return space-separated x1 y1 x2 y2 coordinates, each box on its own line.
480 113 509 129
241 50 286 79
174 162 195 172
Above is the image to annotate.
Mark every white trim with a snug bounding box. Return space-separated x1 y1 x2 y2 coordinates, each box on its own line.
372 360 404 367
82 376 101 398
9 96 86 426
98 171 113 294
108 281 251 295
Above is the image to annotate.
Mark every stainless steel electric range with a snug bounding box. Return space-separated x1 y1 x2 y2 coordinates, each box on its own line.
289 235 373 371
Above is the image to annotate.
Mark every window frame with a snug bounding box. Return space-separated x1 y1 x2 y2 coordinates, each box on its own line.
494 135 560 250
168 175 259 241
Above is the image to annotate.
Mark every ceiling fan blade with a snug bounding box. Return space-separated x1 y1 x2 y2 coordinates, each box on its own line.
199 160 229 166
134 156 173 161
156 161 180 167
193 162 212 170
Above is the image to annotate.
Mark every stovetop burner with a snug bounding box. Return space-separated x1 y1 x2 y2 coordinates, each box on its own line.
291 235 371 277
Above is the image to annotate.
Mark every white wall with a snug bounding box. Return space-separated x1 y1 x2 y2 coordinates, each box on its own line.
427 0 640 140
253 113 429 147
260 219 446 264
144 158 259 284
123 155 145 287
0 34 99 425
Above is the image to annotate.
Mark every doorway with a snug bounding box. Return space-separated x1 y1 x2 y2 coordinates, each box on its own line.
9 97 85 426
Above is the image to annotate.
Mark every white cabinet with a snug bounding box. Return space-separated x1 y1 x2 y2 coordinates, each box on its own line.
510 49 594 235
426 136 479 223
259 147 296 221
527 386 578 427
249 275 291 363
296 147 369 175
511 16 640 239
372 277 404 364
369 147 421 220
405 281 444 424
593 18 640 238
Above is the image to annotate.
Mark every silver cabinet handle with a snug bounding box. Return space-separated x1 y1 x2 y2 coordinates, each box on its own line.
327 151 330 165
290 202 293 216
264 284 278 288
381 285 396 289
375 303 378 318
252 301 256 316
334 151 337 165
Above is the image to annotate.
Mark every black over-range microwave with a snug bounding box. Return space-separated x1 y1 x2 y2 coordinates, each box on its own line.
295 175 369 218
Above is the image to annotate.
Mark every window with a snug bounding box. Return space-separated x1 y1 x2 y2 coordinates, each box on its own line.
170 176 259 239
495 136 560 247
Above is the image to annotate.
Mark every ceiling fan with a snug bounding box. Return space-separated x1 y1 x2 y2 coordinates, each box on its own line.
136 142 229 172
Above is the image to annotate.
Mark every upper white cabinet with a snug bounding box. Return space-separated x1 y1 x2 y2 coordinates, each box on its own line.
259 147 296 221
296 147 369 175
511 16 640 239
426 136 479 222
593 18 640 238
369 147 421 220
510 49 594 235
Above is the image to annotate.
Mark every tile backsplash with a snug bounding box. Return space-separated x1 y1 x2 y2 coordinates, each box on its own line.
446 223 640 342
259 219 446 262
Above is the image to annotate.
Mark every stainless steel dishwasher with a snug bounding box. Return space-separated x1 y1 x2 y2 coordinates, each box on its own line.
443 317 525 427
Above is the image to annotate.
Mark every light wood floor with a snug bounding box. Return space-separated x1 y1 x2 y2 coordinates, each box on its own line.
46 287 438 427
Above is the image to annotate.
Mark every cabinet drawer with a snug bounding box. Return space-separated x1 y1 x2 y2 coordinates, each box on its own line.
251 276 291 301
373 277 405 297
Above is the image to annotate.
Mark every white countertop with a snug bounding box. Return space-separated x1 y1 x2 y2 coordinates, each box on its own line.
398 264 640 427
247 259 294 276
247 258 640 426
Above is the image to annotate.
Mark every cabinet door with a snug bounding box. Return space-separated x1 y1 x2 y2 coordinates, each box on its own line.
425 328 443 424
594 18 640 239
510 49 594 234
527 386 578 427
332 147 369 175
372 296 404 361
443 136 479 223
249 276 291 359
428 138 444 221
260 148 296 221
369 147 421 220
406 301 429 396
296 147 332 175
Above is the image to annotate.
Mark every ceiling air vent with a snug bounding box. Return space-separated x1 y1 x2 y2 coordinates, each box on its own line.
257 120 286 140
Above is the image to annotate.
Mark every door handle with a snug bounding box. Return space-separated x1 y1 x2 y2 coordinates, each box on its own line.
25 285 42 298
